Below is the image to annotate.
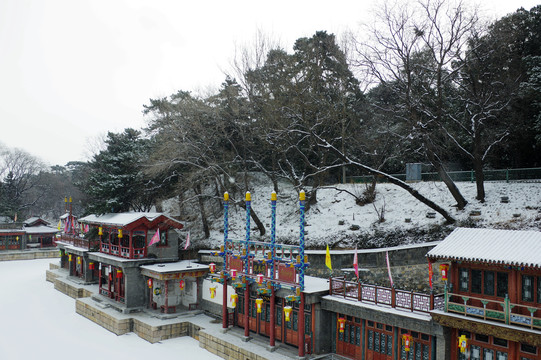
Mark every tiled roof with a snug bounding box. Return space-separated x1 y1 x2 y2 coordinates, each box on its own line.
427 227 541 268
79 212 182 229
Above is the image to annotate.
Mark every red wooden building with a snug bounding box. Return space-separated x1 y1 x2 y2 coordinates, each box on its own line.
428 228 541 360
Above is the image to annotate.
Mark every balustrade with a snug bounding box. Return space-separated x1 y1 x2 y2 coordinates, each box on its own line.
329 276 443 314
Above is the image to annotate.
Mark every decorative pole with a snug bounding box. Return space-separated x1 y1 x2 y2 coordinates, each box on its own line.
298 190 306 358
269 191 277 348
299 190 306 291
270 191 277 279
244 192 251 274
222 192 229 329
244 191 251 339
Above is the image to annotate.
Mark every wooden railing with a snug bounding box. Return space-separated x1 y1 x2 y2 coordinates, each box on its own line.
58 234 99 250
330 277 444 313
446 291 541 331
100 241 146 259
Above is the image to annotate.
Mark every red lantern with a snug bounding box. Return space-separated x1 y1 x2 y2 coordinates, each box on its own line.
439 264 449 281
147 278 153 288
231 269 237 280
116 269 123 278
209 263 216 273
338 318 346 333
179 279 185 290
89 262 95 270
256 273 264 285
403 334 412 352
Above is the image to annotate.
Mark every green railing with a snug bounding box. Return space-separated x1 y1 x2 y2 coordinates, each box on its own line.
348 167 541 183
445 291 541 331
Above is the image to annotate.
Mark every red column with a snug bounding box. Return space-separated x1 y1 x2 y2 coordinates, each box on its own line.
222 275 228 329
270 287 276 347
298 292 305 358
244 286 250 337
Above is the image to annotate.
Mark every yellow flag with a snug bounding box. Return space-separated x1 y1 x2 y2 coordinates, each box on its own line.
57 220 61 230
325 245 332 271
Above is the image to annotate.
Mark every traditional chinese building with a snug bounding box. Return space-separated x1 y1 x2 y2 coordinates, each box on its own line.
428 228 541 360
76 212 197 312
0 216 57 250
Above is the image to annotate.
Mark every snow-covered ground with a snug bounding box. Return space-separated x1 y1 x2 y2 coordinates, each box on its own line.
0 259 222 360
165 178 541 249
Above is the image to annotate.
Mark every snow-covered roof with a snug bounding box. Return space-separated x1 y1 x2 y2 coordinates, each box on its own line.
24 225 58 235
427 227 541 269
141 260 209 273
60 213 76 220
24 216 49 226
79 212 183 229
304 275 329 294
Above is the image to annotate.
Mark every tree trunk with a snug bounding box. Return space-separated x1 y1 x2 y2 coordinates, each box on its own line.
238 201 266 236
194 184 210 239
320 138 456 223
424 142 468 210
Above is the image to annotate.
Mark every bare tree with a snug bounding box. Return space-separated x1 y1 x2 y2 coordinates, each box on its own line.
353 0 478 210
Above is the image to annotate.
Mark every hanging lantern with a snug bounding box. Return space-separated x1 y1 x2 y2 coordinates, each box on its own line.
209 263 216 273
68 254 72 262
179 279 185 290
29 235 32 241
77 256 81 265
147 278 153 289
284 306 293 322
210 286 217 299
118 229 123 238
98 227 103 236
256 298 264 313
231 269 237 280
439 264 449 281
403 334 412 352
116 269 123 278
458 335 468 353
230 293 238 308
16 236 19 242
338 318 346 333
256 273 264 285
89 262 95 270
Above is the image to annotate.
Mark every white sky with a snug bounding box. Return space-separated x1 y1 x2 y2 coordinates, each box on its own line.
0 0 539 166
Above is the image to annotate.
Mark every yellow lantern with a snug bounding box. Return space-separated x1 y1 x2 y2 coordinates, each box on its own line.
68 254 72 262
403 334 412 352
284 306 293 322
77 256 81 265
256 298 263 313
458 334 468 353
98 227 103 236
230 294 238 308
210 286 217 299
338 318 346 333
118 229 123 238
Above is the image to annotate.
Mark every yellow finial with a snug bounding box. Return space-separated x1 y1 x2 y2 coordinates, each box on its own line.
271 191 277 201
299 190 305 201
245 192 251 201
224 192 229 201
69 196 72 203
64 197 67 203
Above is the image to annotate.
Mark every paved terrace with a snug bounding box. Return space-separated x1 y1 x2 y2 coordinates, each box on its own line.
46 264 315 360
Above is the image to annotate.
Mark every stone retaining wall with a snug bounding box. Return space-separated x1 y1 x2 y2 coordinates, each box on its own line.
0 249 59 261
76 300 132 335
45 270 59 283
54 279 92 299
199 331 269 360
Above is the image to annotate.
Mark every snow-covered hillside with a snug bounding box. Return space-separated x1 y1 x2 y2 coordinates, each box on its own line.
164 176 541 250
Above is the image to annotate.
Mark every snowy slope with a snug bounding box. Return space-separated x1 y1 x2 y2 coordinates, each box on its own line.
164 177 541 250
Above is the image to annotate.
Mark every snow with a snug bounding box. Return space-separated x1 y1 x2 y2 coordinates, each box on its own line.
141 259 209 273
164 177 541 249
0 259 222 360
427 227 541 268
